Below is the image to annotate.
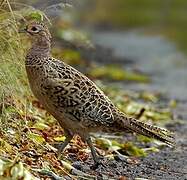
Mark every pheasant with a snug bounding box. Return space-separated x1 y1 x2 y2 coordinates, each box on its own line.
20 21 174 166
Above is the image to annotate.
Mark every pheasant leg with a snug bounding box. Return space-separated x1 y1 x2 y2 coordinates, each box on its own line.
86 136 101 167
57 130 73 158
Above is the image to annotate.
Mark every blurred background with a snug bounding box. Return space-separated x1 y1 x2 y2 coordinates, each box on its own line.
79 0 187 101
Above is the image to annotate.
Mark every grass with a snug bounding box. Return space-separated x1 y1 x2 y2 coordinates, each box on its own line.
0 2 29 101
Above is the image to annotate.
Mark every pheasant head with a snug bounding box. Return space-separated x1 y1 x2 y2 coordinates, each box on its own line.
20 21 51 56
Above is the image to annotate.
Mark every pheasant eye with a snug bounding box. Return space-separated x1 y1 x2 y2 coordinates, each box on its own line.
31 26 38 31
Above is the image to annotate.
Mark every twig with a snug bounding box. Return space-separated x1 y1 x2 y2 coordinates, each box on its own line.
61 160 95 179
32 169 66 180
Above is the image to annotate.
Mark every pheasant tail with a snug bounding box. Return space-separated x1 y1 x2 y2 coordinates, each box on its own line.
116 111 175 146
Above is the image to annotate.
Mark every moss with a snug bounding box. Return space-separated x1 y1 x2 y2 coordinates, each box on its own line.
89 65 150 82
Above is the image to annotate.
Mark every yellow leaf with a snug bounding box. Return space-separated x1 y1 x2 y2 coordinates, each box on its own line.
32 122 49 130
27 132 45 144
54 136 66 142
95 138 112 149
0 138 12 153
123 142 147 157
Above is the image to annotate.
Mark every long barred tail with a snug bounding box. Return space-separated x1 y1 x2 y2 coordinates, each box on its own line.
117 112 175 146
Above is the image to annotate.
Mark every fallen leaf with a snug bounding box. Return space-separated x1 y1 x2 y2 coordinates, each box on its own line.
27 132 45 144
32 122 49 130
54 136 66 142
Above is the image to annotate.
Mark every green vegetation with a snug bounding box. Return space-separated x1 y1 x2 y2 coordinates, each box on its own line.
89 65 150 82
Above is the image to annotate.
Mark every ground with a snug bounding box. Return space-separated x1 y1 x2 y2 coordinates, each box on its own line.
71 121 187 180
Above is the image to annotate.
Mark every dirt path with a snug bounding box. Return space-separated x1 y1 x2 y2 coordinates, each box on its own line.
70 120 187 180
128 123 187 180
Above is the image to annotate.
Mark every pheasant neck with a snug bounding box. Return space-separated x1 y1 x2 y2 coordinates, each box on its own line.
28 36 51 58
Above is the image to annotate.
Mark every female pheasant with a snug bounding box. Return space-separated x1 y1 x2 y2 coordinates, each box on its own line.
21 21 174 166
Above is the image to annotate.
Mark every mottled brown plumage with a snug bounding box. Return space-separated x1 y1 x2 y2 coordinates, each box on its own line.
22 21 174 166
